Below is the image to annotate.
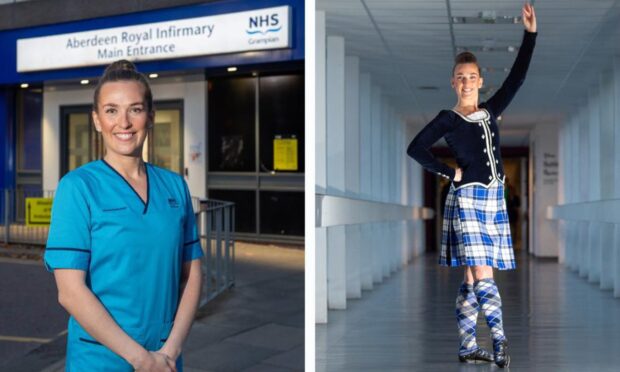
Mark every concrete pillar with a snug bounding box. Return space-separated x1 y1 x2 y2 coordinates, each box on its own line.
372 223 382 284
315 10 328 324
588 89 601 201
327 226 346 309
344 56 361 299
371 87 382 201
325 36 346 310
600 223 614 290
360 74 372 200
345 56 361 197
588 223 601 284
599 69 614 290
587 88 601 283
359 74 374 291
578 108 589 202
615 225 620 298
316 229 328 323
613 56 620 297
579 222 589 278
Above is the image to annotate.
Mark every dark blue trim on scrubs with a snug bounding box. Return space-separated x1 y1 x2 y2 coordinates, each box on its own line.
46 247 90 253
145 164 151 214
184 239 200 246
102 206 128 212
101 159 150 214
79 337 102 345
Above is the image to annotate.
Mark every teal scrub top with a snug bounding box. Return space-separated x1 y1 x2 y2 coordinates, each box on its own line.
44 160 203 370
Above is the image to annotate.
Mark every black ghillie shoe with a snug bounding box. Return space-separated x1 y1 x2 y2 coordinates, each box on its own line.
458 348 494 363
494 340 510 368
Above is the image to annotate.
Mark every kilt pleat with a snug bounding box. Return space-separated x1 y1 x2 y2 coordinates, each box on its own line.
440 181 515 270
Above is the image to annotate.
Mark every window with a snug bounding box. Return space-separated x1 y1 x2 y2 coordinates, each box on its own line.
207 71 304 239
208 189 256 234
208 78 256 172
259 74 304 173
260 191 304 236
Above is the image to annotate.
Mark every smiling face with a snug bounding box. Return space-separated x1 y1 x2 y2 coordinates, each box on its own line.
451 63 484 105
92 80 152 159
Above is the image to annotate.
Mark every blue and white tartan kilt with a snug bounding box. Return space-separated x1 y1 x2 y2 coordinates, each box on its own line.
440 181 516 270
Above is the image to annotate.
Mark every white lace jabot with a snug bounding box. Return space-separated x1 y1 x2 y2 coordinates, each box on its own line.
466 110 488 121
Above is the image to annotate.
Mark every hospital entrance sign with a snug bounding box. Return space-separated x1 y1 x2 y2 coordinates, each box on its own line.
17 6 291 72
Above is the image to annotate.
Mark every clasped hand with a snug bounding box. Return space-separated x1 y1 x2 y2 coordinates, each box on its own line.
134 351 177 372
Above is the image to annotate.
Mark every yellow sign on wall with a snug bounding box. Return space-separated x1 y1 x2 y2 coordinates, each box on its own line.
273 137 298 171
26 198 53 226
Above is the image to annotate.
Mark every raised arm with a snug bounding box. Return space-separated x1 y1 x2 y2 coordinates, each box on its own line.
407 110 456 181
484 3 537 117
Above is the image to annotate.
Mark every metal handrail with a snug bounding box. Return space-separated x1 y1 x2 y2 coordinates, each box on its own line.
1 189 236 306
197 198 236 306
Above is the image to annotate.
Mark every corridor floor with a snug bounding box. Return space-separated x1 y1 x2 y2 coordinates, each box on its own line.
317 252 620 371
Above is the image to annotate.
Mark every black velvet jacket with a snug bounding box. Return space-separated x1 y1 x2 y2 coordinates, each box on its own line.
407 31 537 189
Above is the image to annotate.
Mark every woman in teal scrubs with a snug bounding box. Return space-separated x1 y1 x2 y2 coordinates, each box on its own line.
45 60 203 371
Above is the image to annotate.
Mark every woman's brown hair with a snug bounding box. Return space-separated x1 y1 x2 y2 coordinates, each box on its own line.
452 52 481 76
93 59 153 113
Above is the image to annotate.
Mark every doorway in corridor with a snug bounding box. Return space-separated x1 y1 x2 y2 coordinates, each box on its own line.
425 150 529 253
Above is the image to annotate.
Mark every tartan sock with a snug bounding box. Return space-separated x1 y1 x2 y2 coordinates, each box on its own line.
474 278 507 351
456 282 479 355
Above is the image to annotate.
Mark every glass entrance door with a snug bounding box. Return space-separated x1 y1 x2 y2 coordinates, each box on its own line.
150 100 183 174
60 101 184 176
60 105 101 177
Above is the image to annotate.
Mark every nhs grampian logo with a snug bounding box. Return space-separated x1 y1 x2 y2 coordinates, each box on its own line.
246 12 281 35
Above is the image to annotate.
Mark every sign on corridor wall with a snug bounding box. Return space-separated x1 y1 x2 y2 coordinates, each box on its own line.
17 6 291 72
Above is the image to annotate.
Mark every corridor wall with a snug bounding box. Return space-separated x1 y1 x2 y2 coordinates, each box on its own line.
315 10 430 324
551 56 620 298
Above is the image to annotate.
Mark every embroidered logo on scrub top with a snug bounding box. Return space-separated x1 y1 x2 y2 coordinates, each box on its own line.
168 198 179 208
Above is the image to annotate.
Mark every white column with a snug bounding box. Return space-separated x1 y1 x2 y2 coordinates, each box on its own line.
579 222 589 278
587 88 601 283
316 229 328 323
600 224 614 290
344 56 361 299
578 108 590 202
588 89 601 201
614 225 620 297
588 223 601 284
370 86 383 285
557 119 567 264
599 69 614 290
327 226 346 309
326 36 346 310
381 100 390 278
372 223 382 284
345 56 361 197
359 74 374 291
371 87 382 201
400 120 410 265
577 107 590 277
613 56 620 297
315 11 328 324
360 74 372 200
564 117 577 270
